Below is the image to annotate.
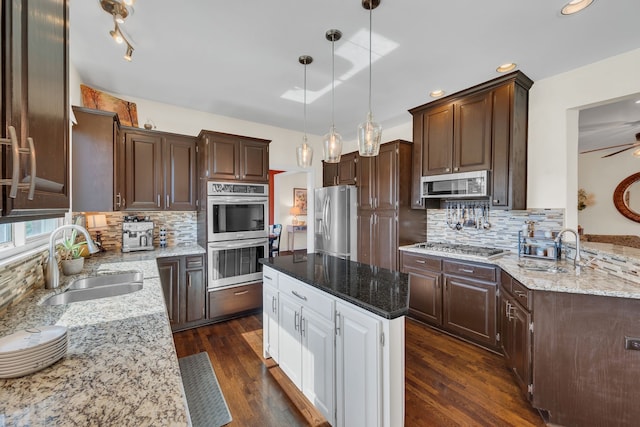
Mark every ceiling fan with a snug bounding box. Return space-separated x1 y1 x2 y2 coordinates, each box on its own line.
580 132 640 158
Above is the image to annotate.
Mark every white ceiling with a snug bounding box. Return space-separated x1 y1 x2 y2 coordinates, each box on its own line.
70 0 640 142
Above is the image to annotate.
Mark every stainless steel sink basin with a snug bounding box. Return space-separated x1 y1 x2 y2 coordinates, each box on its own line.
67 271 144 290
517 261 569 274
41 282 143 306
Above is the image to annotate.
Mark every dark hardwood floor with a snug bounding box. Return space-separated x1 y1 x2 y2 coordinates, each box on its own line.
173 314 544 427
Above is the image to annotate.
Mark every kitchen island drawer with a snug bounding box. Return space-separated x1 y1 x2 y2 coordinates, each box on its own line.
443 260 496 282
208 282 263 319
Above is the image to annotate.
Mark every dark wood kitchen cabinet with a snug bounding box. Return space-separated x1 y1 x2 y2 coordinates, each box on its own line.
409 71 533 209
198 130 270 183
322 151 358 186
158 254 206 332
357 141 425 270
499 270 533 401
122 128 196 211
400 252 499 351
71 107 123 212
1 0 70 220
208 282 263 321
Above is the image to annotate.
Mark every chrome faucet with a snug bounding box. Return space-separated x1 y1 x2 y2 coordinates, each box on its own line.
555 228 582 267
46 224 100 289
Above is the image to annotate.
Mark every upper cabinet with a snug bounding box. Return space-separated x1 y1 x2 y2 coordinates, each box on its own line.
410 71 533 209
198 130 270 183
322 152 358 187
1 0 70 221
122 128 197 211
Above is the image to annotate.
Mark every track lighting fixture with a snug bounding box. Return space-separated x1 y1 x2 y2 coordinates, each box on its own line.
100 0 135 61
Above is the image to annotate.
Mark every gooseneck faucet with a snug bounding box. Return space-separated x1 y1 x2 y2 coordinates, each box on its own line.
46 224 100 289
555 228 582 267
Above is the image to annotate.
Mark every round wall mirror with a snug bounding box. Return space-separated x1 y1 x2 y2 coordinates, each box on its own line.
613 172 640 222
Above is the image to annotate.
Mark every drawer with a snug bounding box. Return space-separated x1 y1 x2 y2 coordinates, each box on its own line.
262 266 278 289
443 260 497 282
401 252 442 272
208 283 263 319
185 255 204 269
510 279 532 311
279 274 334 321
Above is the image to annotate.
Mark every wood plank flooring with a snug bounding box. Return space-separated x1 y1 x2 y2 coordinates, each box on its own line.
173 314 544 427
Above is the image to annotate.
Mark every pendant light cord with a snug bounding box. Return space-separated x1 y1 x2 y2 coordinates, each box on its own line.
303 62 307 139
331 39 336 128
368 2 373 114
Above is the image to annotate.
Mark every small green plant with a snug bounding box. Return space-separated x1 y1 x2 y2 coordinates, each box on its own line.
58 229 87 260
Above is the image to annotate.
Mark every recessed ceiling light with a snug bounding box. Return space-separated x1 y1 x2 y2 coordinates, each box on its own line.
496 63 517 73
430 90 445 98
633 148 640 158
561 0 594 15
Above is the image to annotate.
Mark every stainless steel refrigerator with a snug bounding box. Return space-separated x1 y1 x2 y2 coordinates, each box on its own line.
314 185 357 260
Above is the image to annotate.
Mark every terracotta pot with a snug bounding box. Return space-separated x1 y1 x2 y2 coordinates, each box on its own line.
61 257 84 275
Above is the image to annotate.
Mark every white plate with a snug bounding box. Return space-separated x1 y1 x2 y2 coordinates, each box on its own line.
0 326 67 355
0 339 67 367
0 346 66 378
0 334 67 363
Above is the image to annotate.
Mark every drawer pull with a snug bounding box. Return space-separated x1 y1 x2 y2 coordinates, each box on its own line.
415 260 426 264
234 290 249 296
264 275 273 281
460 268 474 273
514 290 527 298
291 290 308 301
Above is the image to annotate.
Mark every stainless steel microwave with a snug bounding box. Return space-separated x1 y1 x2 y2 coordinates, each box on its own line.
421 170 489 199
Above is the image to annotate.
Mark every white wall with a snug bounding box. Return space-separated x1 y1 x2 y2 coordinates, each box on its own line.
528 48 640 229
578 151 640 236
274 171 309 251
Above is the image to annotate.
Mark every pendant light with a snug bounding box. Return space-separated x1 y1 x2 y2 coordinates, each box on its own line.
322 29 343 164
296 55 314 168
358 0 382 157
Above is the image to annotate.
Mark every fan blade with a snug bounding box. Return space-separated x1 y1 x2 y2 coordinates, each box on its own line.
601 142 640 158
580 141 638 154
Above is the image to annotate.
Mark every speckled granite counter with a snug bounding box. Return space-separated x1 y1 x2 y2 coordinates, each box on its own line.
0 244 205 427
400 244 640 299
260 253 408 319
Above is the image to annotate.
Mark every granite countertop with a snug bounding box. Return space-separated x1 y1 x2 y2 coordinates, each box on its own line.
400 244 640 300
260 253 408 319
0 244 205 427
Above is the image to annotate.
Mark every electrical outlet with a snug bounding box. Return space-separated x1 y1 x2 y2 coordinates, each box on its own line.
624 336 640 351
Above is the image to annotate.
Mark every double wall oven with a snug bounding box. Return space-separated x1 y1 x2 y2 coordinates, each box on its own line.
206 181 268 290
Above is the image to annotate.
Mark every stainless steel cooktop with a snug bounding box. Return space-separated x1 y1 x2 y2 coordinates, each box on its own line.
414 242 506 259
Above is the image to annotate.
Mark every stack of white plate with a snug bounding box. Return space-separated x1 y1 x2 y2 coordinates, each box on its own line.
0 325 68 378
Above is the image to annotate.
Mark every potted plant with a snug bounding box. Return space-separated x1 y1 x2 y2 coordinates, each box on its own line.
58 229 88 275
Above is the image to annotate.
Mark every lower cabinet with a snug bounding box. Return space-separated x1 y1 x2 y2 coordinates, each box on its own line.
157 255 206 331
262 266 404 427
400 252 498 350
499 270 533 400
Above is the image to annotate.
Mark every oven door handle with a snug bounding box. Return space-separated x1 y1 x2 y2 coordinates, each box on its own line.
207 196 268 204
208 238 267 249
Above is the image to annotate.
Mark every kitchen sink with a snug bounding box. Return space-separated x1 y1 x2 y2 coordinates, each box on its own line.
41 282 143 306
67 271 143 290
517 261 569 274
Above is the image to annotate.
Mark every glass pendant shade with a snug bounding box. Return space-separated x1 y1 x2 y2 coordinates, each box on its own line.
358 112 382 157
323 126 343 163
297 137 313 167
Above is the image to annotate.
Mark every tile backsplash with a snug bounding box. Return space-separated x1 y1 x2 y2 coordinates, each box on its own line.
426 208 565 251
0 211 197 312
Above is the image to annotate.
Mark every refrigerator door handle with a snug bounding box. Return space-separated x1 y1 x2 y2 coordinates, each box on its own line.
324 196 331 241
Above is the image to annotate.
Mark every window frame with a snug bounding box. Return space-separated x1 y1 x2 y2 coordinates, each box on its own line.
0 218 64 263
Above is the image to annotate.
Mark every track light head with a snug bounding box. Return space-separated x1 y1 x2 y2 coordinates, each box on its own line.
110 29 124 44
124 44 134 61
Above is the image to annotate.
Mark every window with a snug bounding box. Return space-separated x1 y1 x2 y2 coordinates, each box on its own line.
0 218 63 260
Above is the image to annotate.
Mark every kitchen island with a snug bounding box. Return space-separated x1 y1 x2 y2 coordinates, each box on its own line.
0 245 205 426
260 253 408 427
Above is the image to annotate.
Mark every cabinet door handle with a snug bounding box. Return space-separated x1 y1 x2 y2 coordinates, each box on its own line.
272 295 277 313
445 168 451 172
234 290 249 296
335 312 341 336
157 194 161 207
514 290 526 298
415 260 426 264
493 199 500 204
291 290 307 301
301 316 306 337
0 127 36 200
294 311 300 331
460 268 474 274
187 275 191 288
166 194 170 208
453 167 459 172
116 193 122 208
